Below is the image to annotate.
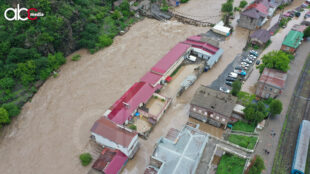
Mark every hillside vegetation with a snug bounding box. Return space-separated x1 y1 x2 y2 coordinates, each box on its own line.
0 0 135 127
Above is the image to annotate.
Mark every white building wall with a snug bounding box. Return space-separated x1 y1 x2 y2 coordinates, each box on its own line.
92 132 138 157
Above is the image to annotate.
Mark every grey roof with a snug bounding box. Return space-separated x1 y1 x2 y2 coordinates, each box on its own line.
241 8 267 19
292 120 310 173
250 29 271 43
150 126 208 174
191 86 237 117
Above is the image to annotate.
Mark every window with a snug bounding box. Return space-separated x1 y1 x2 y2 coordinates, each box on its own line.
270 88 273 91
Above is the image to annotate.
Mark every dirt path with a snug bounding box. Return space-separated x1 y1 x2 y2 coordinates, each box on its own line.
0 19 206 174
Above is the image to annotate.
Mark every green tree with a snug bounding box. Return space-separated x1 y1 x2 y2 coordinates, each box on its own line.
304 26 310 38
79 153 92 166
14 60 37 86
0 77 15 90
249 156 265 174
2 103 20 118
221 2 233 13
244 103 266 124
97 34 113 48
239 0 248 8
269 99 282 116
232 80 242 96
258 50 291 73
0 107 10 125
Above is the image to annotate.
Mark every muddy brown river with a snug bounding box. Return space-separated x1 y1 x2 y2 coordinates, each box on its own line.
0 0 303 173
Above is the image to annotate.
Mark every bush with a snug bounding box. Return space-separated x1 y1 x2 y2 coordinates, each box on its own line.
180 0 189 3
129 124 137 130
232 121 256 132
0 77 15 90
249 156 265 174
79 153 92 166
234 7 241 12
217 153 246 174
228 134 258 149
231 80 242 96
2 103 20 118
0 107 10 125
221 2 233 13
239 0 248 8
98 34 113 48
269 99 282 116
304 26 310 38
71 54 81 61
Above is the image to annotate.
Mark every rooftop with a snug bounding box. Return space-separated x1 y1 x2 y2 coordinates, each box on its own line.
191 86 237 117
258 68 287 89
107 82 157 124
91 117 137 148
148 126 208 174
92 148 128 174
250 29 271 43
282 30 304 48
183 35 219 55
151 43 190 75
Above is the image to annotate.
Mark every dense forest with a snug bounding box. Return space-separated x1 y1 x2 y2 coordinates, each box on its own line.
0 0 136 127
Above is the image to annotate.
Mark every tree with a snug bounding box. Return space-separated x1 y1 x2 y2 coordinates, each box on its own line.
14 60 37 86
249 155 265 174
0 77 15 90
258 50 290 73
304 26 310 38
0 107 10 125
2 103 20 118
97 34 113 48
79 153 92 166
244 102 266 124
232 80 242 96
221 2 233 13
239 0 248 8
269 99 282 116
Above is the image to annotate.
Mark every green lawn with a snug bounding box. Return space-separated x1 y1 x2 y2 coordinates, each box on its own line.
232 121 256 133
228 134 258 149
217 153 246 174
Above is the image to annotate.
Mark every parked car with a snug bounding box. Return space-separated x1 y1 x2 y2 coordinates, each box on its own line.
229 72 238 78
256 60 261 65
235 66 243 70
226 77 236 81
249 50 258 57
225 81 233 86
241 62 249 66
219 86 231 93
245 59 253 64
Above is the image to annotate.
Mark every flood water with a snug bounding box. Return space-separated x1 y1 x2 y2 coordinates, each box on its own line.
0 0 304 173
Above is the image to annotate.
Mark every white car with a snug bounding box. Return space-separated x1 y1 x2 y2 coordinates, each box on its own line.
241 62 249 66
219 87 231 94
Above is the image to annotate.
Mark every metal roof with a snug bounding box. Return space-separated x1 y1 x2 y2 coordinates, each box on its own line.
258 68 287 89
292 120 310 173
91 117 137 148
282 30 304 49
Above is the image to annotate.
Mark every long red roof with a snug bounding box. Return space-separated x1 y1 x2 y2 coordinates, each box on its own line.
183 36 219 54
151 43 190 74
107 82 156 124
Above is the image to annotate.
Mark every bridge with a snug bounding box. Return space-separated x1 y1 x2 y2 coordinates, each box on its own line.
171 10 219 27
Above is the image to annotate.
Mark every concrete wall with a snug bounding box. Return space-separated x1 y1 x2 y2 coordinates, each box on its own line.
91 132 139 158
281 45 296 53
255 83 282 99
238 15 260 30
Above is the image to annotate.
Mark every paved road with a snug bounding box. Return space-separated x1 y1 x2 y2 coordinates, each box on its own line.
254 41 310 174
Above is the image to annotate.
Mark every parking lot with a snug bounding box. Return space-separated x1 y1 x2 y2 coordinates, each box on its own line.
210 49 262 92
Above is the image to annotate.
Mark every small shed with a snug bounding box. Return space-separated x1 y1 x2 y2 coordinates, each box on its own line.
233 104 245 116
250 29 271 46
211 21 231 36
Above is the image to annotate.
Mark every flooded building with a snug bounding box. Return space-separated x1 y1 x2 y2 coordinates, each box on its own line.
238 0 276 30
92 148 128 174
90 117 139 158
189 86 237 128
250 29 271 46
281 30 304 53
255 68 287 99
144 126 209 174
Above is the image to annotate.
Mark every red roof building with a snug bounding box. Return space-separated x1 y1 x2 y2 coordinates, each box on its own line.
150 43 190 75
91 117 139 158
107 82 158 125
92 148 128 174
183 35 219 54
256 68 287 99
